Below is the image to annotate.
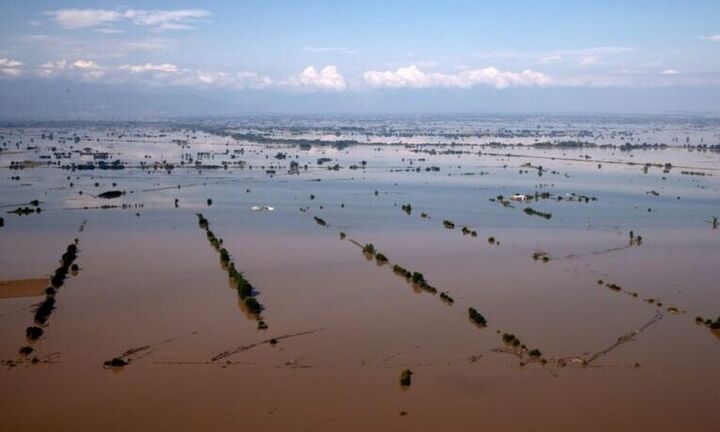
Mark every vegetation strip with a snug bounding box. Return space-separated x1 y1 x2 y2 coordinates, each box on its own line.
18 240 80 362
313 214 486 329
597 278 720 337
397 202 497 245
196 213 267 329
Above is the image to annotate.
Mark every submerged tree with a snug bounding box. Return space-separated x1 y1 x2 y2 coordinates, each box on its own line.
399 369 413 387
468 308 487 327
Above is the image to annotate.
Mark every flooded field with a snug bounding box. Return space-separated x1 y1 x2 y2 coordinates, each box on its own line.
1 116 719 431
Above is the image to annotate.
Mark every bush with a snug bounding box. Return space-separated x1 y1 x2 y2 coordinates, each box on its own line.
400 369 413 387
468 308 487 327
34 296 56 324
524 207 552 219
393 265 410 278
244 297 262 315
461 226 477 236
219 248 230 264
26 326 43 340
196 213 209 229
362 243 376 255
104 357 129 367
236 278 253 299
606 283 621 291
439 292 454 303
411 272 425 284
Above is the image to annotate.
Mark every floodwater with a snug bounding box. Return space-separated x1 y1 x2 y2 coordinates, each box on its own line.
1 117 719 431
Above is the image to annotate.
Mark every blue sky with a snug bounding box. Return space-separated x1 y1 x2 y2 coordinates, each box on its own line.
1 1 719 115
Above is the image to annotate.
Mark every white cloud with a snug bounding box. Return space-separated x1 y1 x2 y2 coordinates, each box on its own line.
363 65 430 87
196 71 230 85
39 60 67 77
46 8 211 31
120 63 179 73
71 59 105 79
0 58 23 68
700 35 720 42
363 65 550 89
304 46 357 55
192 71 273 89
660 69 679 75
46 9 123 29
0 57 24 77
72 59 100 70
297 65 347 90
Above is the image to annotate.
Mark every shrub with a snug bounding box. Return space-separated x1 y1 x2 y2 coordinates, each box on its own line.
439 292 454 303
244 297 262 315
236 279 253 299
400 369 413 387
502 333 517 344
219 248 230 264
34 296 56 324
468 308 487 327
196 213 209 229
97 190 122 199
524 207 552 219
362 243 376 255
104 357 129 367
26 326 43 340
393 265 410 278
461 226 478 237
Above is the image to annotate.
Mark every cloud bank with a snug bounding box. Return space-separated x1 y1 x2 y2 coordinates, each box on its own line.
46 8 212 31
363 65 551 89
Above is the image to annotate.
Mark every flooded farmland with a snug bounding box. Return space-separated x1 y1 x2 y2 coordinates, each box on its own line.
1 116 719 431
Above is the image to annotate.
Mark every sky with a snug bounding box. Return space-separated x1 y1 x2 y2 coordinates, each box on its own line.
1 0 719 117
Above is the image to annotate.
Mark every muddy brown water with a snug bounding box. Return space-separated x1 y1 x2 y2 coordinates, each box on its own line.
1 124 719 431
